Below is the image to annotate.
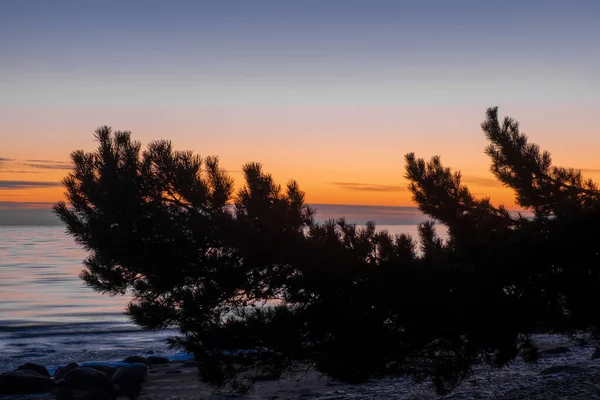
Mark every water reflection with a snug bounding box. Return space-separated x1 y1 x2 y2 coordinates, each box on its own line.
0 226 131 324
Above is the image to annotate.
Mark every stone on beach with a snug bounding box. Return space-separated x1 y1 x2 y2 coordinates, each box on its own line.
0 370 55 394
111 363 149 399
54 362 79 381
87 364 118 377
57 367 109 389
55 367 113 400
17 361 51 377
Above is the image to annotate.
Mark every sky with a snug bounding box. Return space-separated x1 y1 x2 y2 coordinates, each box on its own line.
1 0 599 224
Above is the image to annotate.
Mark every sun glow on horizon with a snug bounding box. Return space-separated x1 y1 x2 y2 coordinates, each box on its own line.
2 2 599 215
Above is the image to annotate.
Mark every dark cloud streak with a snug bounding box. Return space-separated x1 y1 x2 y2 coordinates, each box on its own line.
0 170 43 174
0 180 61 189
22 163 72 170
25 159 71 164
328 182 406 192
0 158 72 171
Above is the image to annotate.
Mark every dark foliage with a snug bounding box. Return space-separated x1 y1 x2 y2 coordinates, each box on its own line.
55 108 600 395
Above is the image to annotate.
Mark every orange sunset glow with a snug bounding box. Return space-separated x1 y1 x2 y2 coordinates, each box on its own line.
2 105 599 211
2 1 599 222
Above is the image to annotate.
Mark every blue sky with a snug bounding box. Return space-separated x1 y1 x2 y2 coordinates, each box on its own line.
1 0 599 223
3 0 598 107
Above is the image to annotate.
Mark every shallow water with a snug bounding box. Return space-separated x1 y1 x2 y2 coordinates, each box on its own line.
1 226 597 399
0 224 441 372
0 226 182 371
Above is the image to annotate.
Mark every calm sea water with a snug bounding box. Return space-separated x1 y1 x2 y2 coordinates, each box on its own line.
0 224 434 371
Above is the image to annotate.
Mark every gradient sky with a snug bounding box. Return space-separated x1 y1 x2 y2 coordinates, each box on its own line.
1 0 599 213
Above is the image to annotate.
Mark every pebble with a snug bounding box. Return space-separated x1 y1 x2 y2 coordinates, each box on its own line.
17 361 50 377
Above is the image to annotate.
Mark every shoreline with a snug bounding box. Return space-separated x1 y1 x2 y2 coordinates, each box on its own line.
5 334 600 399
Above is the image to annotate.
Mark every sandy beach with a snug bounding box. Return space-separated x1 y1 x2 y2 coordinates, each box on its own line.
8 333 600 400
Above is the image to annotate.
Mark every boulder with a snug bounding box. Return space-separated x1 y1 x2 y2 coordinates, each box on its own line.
146 356 169 365
17 362 50 377
111 363 149 399
87 364 117 377
540 365 586 375
0 370 55 394
57 367 109 390
123 356 148 365
54 384 115 400
54 362 79 381
13 369 47 377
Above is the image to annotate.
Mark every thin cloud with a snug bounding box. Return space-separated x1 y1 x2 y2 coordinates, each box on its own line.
0 158 72 171
0 157 14 168
0 170 43 174
22 163 72 170
579 168 600 174
329 182 407 193
25 159 70 164
21 159 72 170
0 180 61 189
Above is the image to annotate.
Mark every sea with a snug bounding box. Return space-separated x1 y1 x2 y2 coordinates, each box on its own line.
0 224 427 372
4 226 598 400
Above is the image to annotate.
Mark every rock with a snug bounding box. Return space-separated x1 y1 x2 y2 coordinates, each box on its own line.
541 346 571 356
17 361 50 377
146 356 169 365
123 355 148 365
14 369 48 377
87 364 117 377
0 370 55 394
111 363 149 399
57 367 109 390
54 362 79 381
55 384 115 400
540 365 586 375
